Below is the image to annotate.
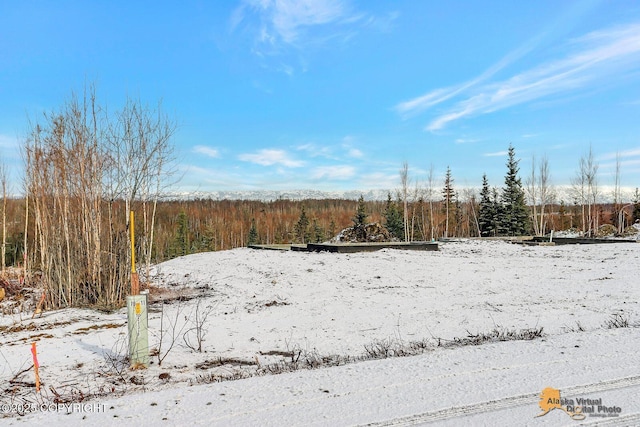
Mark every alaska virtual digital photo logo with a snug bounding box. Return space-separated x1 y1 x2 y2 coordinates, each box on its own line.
536 387 623 420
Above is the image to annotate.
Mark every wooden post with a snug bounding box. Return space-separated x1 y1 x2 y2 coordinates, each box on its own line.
130 211 139 295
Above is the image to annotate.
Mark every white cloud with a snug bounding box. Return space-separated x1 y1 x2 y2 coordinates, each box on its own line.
484 151 509 157
311 165 355 179
238 149 304 167
238 0 353 46
396 87 461 118
600 147 640 161
347 148 363 158
396 32 542 119
341 135 363 158
360 171 398 189
296 142 333 157
232 0 382 75
399 21 640 131
0 134 19 150
193 145 220 158
454 138 478 144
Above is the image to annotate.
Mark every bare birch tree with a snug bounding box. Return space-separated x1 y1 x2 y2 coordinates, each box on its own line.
572 147 599 237
0 161 7 277
525 156 539 235
399 162 409 242
613 153 623 234
537 156 553 235
426 164 435 240
23 85 177 308
585 147 599 236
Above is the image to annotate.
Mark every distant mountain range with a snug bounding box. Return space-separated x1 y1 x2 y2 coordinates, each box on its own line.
167 189 393 201
166 185 637 203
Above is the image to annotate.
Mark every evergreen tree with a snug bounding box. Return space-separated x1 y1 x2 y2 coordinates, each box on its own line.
454 192 463 236
633 188 640 224
311 218 325 243
500 145 530 236
294 206 311 243
247 218 259 246
170 210 190 257
328 217 337 240
558 200 568 230
383 193 404 239
572 198 582 230
353 195 368 227
442 166 456 237
492 188 506 236
352 195 368 241
478 174 497 237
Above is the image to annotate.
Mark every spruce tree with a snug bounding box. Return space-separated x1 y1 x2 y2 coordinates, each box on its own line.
171 210 190 257
478 174 496 237
328 218 337 240
492 187 506 236
247 219 259 246
442 166 456 238
294 206 311 243
383 193 404 239
311 218 325 243
353 195 368 227
558 200 568 230
500 145 530 236
352 195 368 241
633 188 640 224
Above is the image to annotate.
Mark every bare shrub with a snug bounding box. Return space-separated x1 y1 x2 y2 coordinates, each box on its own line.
562 321 586 333
438 327 544 347
182 299 214 353
604 313 630 329
99 335 130 382
154 298 188 366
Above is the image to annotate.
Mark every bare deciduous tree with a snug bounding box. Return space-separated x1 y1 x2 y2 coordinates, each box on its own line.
612 152 623 234
0 161 7 277
572 146 599 237
399 162 409 242
526 155 553 236
426 164 436 240
23 85 177 308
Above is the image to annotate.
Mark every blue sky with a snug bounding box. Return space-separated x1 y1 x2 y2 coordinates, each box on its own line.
2 0 640 198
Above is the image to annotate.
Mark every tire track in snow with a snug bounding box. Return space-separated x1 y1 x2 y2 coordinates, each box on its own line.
576 412 640 426
363 375 640 426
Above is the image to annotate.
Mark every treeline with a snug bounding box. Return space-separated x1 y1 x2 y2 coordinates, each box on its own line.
4 189 638 274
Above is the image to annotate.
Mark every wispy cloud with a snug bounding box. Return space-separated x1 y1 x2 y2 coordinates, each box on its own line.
600 147 640 161
311 165 355 179
0 134 19 150
455 137 479 144
231 0 388 74
346 147 363 158
234 0 356 49
397 22 640 131
296 142 333 157
341 136 363 158
238 149 304 167
395 32 542 119
193 145 221 158
484 151 509 157
360 171 398 189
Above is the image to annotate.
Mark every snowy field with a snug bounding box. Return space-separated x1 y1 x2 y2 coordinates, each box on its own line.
1 239 639 425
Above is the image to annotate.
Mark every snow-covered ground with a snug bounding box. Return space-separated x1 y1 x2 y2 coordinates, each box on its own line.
1 239 639 425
